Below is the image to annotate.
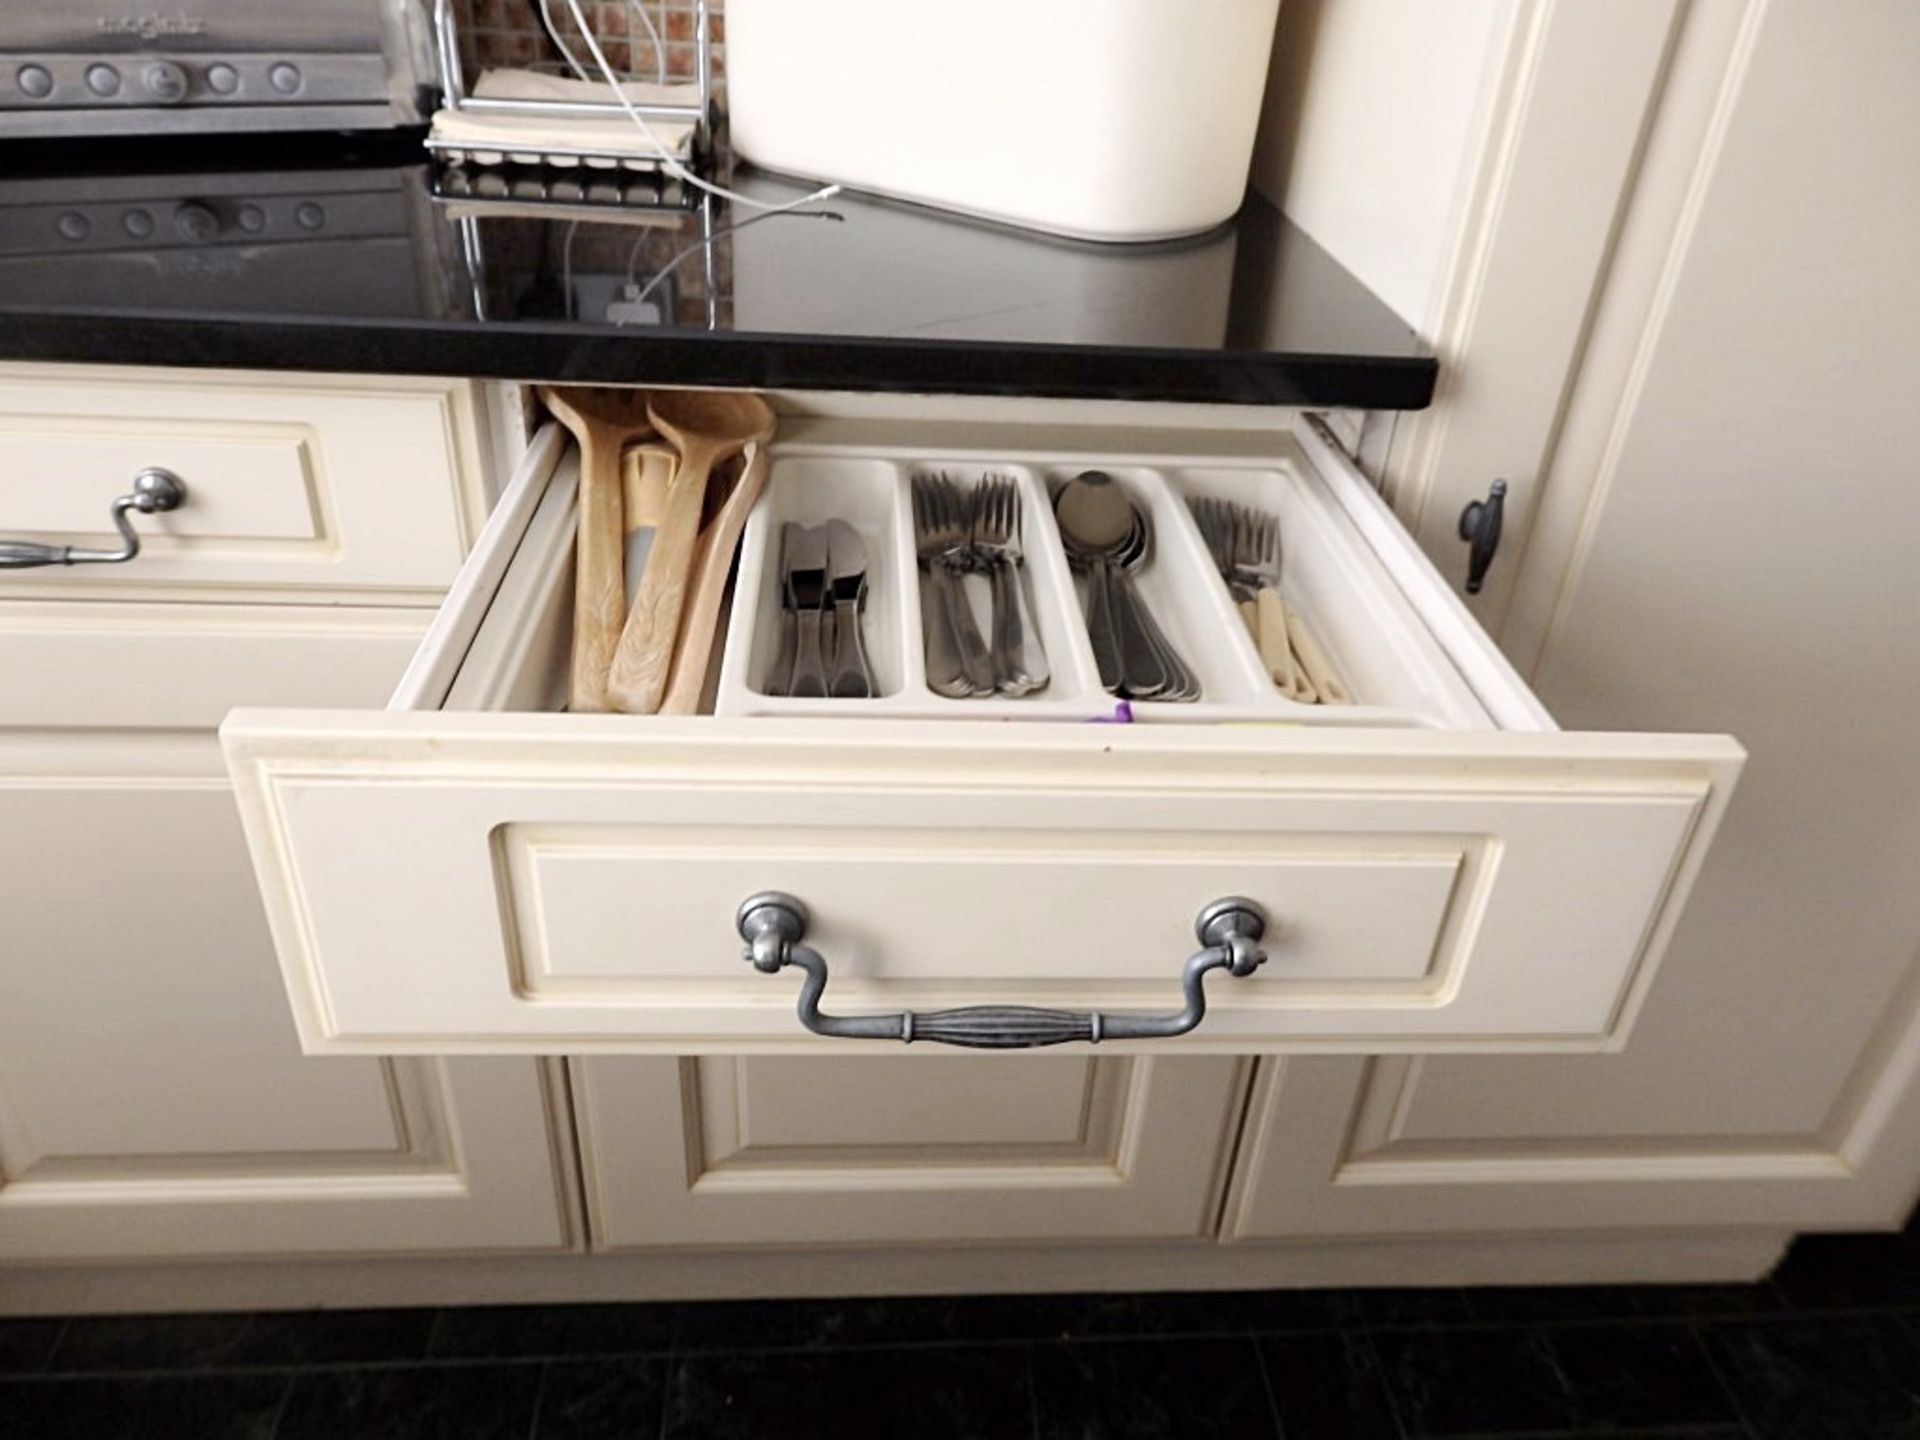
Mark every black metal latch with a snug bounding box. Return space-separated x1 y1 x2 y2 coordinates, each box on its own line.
1457 479 1508 595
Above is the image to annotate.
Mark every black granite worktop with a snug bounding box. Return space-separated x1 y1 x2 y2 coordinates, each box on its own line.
0 131 1435 409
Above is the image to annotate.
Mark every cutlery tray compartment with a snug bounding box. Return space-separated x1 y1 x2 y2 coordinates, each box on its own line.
713 443 1493 728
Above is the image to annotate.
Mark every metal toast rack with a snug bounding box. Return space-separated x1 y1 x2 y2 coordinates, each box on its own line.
425 0 715 210
425 0 725 326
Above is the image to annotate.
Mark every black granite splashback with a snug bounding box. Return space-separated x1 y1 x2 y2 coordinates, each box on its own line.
0 132 1435 408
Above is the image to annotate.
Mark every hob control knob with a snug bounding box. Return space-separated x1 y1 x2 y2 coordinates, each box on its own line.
17 65 54 99
173 202 220 243
86 64 122 97
268 62 302 94
204 63 239 95
142 61 189 104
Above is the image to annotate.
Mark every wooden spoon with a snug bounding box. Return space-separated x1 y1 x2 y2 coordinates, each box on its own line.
537 385 654 712
621 443 675 606
606 389 777 714
660 441 771 715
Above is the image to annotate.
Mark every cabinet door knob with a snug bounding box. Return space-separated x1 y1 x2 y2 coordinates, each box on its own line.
0 468 187 570
736 893 1269 1048
1457 478 1508 595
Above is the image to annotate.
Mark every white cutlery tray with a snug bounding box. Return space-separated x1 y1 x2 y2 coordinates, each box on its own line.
714 451 1490 728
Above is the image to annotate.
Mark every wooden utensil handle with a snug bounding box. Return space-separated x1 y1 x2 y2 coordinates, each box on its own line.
1255 587 1309 701
661 445 770 716
570 434 626 713
1286 609 1351 705
607 446 713 714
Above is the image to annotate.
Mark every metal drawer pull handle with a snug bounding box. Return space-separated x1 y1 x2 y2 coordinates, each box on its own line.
736 892 1268 1048
0 468 187 570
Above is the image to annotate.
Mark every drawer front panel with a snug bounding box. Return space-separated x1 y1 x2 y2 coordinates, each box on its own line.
576 1055 1247 1248
0 422 319 541
0 603 428 729
0 367 489 603
509 827 1465 990
224 714 1738 1054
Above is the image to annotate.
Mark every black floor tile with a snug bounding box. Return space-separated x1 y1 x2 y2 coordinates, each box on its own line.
1623 1284 1786 1320
1465 1285 1649 1325
787 1292 1113 1348
0 1320 64 1375
1031 1335 1279 1439
1700 1313 1920 1440
0 1373 287 1439
1257 1331 1400 1439
1544 1323 1739 1431
1354 1287 1479 1329
223 1308 436 1367
661 1344 1033 1439
1370 1322 1735 1437
1770 1232 1920 1310
429 1302 674 1360
1131 1287 1357 1336
46 1308 434 1373
275 1361 542 1440
1374 1325 1580 1436
666 1297 818 1353
46 1312 254 1373
672 1292 1143 1353
533 1357 667 1438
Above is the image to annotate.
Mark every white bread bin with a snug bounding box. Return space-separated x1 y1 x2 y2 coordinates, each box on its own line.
724 0 1285 243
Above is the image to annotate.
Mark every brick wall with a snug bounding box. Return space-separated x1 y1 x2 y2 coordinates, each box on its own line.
449 0 724 81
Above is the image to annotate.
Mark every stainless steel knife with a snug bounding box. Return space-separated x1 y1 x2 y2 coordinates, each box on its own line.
826 520 874 698
785 523 830 698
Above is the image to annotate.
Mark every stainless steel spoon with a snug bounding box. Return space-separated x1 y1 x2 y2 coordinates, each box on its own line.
1055 471 1195 701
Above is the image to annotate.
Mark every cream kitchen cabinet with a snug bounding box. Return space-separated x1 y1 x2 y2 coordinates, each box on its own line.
8 0 1916 1311
1225 0 1920 1250
574 1055 1247 1250
0 368 575 1263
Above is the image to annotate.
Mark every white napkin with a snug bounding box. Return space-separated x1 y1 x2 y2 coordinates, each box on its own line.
431 68 700 164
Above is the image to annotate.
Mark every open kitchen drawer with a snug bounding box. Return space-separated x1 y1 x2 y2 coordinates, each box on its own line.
221 403 1742 1057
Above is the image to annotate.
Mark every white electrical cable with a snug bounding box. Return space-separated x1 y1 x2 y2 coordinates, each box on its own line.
626 0 668 87
541 0 666 84
556 0 841 215
538 0 590 82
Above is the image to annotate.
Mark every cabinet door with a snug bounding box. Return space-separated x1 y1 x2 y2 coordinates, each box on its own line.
574 1055 1247 1249
1233 0 1920 1242
0 736 573 1261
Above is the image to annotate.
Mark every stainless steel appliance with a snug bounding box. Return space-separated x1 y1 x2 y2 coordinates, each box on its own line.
0 162 460 319
0 0 433 139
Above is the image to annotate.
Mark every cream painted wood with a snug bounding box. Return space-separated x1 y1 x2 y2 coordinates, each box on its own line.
1 1229 1791 1315
575 1056 1247 1248
0 732 575 1262
0 602 428 730
221 409 1739 1056
1258 1 1690 619
1252 0 1510 333
1377 1 1686 619
1232 0 1920 1241
0 365 493 606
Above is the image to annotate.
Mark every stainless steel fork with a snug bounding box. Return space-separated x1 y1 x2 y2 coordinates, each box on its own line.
912 472 994 698
971 475 1049 696
1228 505 1312 702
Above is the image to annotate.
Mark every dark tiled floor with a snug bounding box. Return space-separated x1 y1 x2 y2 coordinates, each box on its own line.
5 1211 1920 1438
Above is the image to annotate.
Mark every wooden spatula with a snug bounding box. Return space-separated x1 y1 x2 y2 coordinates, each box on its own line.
537 385 654 712
660 441 771 715
606 389 777 714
